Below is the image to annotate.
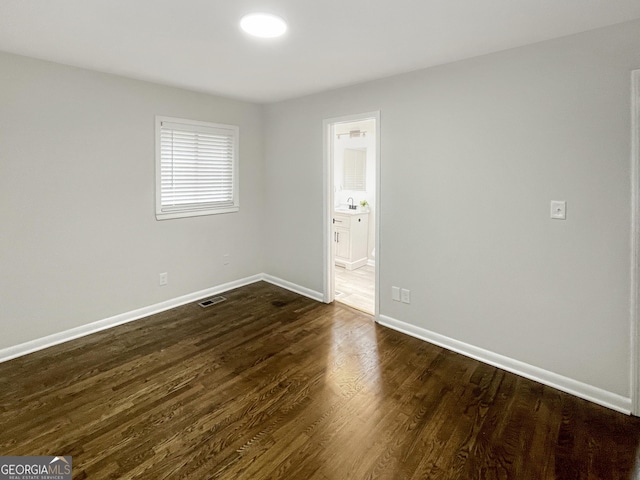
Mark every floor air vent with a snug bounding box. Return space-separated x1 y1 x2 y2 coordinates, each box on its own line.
198 296 227 308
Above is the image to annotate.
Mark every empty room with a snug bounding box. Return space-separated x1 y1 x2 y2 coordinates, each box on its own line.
2 1 640 478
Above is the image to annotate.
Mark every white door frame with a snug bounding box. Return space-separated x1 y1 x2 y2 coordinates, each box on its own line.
631 69 640 415
323 111 381 319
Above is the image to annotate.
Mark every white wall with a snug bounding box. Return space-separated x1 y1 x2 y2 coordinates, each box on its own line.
264 20 640 398
0 52 265 350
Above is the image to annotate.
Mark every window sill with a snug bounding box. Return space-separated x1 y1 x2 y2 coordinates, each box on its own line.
156 206 239 220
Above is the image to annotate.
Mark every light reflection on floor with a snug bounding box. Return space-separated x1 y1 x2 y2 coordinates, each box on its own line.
325 305 383 413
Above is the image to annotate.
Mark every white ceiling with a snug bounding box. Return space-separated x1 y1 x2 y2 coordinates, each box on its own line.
1 0 639 103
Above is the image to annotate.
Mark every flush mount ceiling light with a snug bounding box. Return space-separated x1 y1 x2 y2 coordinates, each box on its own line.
240 13 287 38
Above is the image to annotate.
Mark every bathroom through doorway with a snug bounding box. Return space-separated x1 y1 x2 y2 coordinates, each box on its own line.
323 112 380 316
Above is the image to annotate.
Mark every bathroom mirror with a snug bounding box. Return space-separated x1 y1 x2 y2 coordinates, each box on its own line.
343 148 366 191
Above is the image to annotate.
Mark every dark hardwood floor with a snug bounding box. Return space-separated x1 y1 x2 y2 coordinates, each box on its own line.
1 281 639 479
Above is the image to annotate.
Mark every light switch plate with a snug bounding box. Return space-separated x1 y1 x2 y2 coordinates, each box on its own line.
550 201 566 220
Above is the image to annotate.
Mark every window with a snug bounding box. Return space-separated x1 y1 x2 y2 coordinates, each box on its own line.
156 116 239 220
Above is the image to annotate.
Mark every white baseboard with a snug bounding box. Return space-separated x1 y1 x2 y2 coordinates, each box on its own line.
378 314 631 415
0 274 266 364
262 274 325 302
11 277 624 415
0 273 325 365
367 259 375 267
334 257 368 271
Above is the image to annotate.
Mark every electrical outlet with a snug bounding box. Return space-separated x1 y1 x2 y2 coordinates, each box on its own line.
392 286 400 302
223 254 230 266
159 272 168 286
401 288 411 304
550 201 566 220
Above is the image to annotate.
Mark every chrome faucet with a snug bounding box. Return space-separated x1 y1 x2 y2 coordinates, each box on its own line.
347 197 356 210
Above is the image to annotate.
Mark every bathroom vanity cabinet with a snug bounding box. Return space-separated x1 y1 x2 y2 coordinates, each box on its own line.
334 211 369 270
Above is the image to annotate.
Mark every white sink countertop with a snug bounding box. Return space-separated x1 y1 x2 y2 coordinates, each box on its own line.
334 206 370 215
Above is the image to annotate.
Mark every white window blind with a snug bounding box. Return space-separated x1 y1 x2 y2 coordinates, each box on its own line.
156 117 239 220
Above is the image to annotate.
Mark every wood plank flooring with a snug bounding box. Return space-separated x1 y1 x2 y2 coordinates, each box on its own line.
1 281 640 479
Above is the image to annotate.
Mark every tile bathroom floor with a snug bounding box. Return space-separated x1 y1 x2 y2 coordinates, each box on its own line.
335 264 374 314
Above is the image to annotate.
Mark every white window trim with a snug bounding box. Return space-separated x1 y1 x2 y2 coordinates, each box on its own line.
155 116 239 220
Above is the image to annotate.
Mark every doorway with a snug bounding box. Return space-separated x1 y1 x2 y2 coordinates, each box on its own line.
323 112 380 317
632 69 640 415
